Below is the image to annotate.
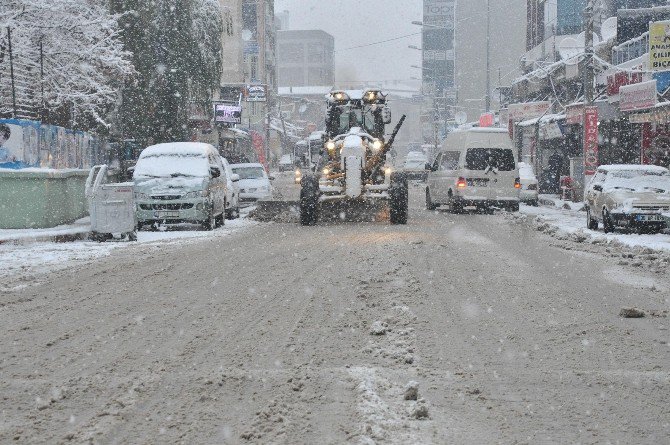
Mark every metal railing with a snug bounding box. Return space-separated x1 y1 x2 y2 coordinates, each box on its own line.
612 32 649 66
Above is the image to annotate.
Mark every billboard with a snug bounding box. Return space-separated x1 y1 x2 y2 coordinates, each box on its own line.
245 85 267 102
214 103 242 125
422 0 455 97
649 21 670 71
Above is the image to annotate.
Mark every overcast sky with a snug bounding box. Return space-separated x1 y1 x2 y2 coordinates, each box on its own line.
275 0 422 86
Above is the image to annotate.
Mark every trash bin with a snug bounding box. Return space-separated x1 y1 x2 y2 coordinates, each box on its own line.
85 165 137 242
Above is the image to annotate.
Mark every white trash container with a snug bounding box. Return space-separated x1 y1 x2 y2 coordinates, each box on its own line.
85 165 137 242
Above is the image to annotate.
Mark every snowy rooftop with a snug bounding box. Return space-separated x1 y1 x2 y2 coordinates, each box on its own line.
518 114 566 127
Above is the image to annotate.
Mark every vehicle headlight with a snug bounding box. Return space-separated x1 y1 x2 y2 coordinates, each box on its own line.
326 140 336 151
135 192 150 200
184 190 207 199
323 167 330 176
372 139 383 151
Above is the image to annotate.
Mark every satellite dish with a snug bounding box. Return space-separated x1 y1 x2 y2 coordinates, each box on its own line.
455 111 467 125
601 16 617 42
241 29 253 42
298 104 307 114
558 37 582 65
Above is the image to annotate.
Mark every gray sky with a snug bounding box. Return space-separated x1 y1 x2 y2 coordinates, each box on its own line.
275 0 422 85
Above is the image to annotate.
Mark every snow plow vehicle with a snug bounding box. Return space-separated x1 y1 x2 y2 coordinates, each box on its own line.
298 89 408 225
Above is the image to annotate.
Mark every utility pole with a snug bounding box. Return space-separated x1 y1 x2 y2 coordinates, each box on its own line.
485 0 491 112
584 0 595 106
7 27 17 118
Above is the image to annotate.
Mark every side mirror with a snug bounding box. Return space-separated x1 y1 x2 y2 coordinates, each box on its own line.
210 166 221 178
425 163 432 171
127 166 135 172
593 184 602 192
268 175 276 181
382 106 392 124
231 173 240 182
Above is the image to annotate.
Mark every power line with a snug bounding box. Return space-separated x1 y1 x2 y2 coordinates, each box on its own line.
334 32 421 53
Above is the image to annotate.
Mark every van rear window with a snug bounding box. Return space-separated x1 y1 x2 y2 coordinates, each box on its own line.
465 148 515 171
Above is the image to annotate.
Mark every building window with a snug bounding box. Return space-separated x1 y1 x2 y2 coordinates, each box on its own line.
224 10 234 36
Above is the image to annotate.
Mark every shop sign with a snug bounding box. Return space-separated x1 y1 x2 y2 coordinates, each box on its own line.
508 101 550 122
606 71 643 99
540 121 563 140
214 103 242 125
620 80 657 112
566 104 584 125
479 112 494 127
649 21 670 71
244 84 267 102
583 106 599 176
628 112 652 124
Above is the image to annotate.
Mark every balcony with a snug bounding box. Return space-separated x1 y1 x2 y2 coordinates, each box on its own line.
612 32 649 66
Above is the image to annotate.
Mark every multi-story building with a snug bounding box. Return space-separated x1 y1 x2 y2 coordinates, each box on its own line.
277 30 335 88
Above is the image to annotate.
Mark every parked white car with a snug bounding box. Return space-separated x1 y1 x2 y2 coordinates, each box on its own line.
585 164 670 233
221 157 240 219
230 162 273 203
426 128 520 212
133 142 227 230
518 162 539 206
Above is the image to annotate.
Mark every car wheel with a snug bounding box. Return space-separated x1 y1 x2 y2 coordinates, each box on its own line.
300 175 320 226
507 202 519 212
586 207 598 230
448 191 462 214
389 172 409 225
203 211 216 231
602 209 615 233
426 188 438 210
216 211 225 227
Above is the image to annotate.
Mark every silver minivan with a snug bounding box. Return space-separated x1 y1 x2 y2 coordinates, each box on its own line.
133 142 228 230
426 128 520 212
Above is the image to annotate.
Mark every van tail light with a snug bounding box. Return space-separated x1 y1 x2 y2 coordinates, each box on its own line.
456 177 467 188
514 177 521 189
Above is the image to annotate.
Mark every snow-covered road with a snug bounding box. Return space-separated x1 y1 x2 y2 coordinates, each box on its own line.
1 191 668 444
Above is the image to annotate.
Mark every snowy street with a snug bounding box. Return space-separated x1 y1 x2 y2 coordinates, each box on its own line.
1 188 668 444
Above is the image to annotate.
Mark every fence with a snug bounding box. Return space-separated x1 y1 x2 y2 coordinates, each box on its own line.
0 118 108 170
612 32 649 66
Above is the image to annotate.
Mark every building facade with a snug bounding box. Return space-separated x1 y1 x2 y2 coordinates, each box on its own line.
277 30 335 88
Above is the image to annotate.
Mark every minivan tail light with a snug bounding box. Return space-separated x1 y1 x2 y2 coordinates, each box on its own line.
514 177 521 189
457 177 467 188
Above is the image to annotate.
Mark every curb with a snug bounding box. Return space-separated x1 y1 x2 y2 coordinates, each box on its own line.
0 230 89 246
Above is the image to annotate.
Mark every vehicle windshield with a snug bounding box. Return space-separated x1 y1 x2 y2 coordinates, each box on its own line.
133 153 209 178
604 169 670 191
404 160 426 169
338 108 376 135
465 148 516 171
232 166 265 179
608 170 670 179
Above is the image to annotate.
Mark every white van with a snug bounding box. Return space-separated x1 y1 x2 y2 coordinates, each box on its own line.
426 128 520 212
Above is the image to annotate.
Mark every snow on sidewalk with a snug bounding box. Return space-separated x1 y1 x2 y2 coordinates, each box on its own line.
0 218 257 292
518 196 670 253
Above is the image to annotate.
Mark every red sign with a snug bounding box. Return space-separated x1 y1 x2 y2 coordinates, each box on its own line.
583 106 599 176
620 79 657 112
479 112 494 127
607 71 643 97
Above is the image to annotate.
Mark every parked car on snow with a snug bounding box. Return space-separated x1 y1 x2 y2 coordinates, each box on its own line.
585 164 670 233
426 128 520 212
230 162 273 203
278 154 294 172
403 151 429 180
518 162 539 206
221 157 241 219
133 142 228 230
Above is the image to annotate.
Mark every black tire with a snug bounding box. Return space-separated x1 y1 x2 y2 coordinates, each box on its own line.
127 231 138 242
448 191 462 214
603 209 615 233
586 207 598 230
136 222 144 232
507 202 520 212
300 175 320 226
426 188 438 210
203 210 216 231
389 172 409 225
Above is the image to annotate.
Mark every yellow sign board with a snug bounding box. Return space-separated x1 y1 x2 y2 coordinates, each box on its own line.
649 21 670 71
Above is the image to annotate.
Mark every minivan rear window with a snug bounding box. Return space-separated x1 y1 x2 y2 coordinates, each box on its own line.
465 148 515 171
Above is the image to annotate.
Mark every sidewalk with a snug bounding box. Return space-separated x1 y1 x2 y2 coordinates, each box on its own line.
0 218 91 245
519 195 670 253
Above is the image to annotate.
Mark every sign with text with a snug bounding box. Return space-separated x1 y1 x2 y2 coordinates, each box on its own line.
649 21 670 71
583 106 599 176
214 103 242 125
508 101 551 122
619 79 657 112
244 84 267 102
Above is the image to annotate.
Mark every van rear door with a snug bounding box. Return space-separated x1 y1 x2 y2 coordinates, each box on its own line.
464 147 517 201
